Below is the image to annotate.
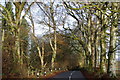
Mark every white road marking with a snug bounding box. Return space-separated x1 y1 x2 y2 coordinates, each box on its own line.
69 71 75 80
69 76 71 80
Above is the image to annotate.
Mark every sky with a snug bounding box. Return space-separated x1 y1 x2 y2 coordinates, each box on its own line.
25 2 76 36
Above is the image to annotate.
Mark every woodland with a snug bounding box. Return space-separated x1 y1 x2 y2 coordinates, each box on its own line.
0 1 120 79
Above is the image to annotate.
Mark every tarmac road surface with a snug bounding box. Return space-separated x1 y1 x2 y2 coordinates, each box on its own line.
49 71 87 80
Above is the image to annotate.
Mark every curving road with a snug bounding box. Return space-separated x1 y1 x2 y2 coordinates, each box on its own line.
49 71 86 80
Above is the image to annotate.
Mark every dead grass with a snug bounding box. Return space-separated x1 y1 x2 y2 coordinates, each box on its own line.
80 68 119 80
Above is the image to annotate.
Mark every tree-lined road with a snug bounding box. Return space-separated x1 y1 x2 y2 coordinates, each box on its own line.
1 2 119 78
50 71 86 80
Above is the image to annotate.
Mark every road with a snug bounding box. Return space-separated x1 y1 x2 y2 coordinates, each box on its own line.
49 71 87 80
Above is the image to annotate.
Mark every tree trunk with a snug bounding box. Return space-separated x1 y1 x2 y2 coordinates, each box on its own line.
107 20 117 75
14 2 26 65
100 13 106 72
94 32 97 70
51 26 57 68
15 29 21 64
41 39 45 68
107 26 113 74
107 3 118 75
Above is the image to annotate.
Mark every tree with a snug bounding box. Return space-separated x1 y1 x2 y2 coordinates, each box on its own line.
36 1 64 68
63 2 119 73
0 2 33 77
107 3 119 75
